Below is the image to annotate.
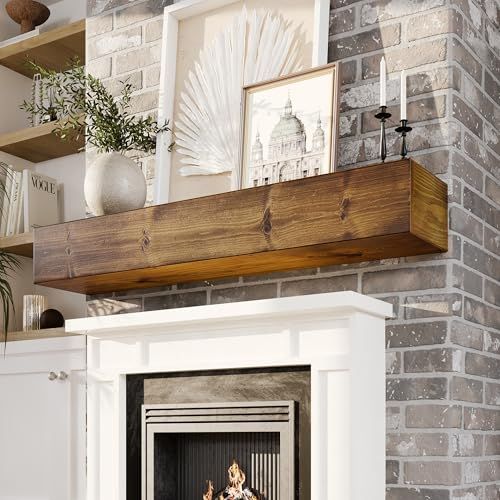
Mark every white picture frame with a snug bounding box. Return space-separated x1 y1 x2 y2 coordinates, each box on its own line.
154 0 330 205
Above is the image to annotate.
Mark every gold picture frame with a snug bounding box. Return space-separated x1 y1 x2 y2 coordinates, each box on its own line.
240 63 340 189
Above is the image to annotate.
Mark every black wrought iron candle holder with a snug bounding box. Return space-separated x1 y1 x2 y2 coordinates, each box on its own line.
395 119 412 158
374 106 391 162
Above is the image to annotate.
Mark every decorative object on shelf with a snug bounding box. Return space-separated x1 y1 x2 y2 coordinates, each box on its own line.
85 153 147 216
1 166 60 235
375 106 391 163
27 73 58 127
22 294 46 331
5 0 50 34
20 60 172 215
175 8 302 187
395 120 412 158
156 0 328 204
395 70 412 158
30 73 43 126
240 63 339 189
40 308 64 329
375 57 391 163
0 162 21 344
22 170 59 232
41 86 57 123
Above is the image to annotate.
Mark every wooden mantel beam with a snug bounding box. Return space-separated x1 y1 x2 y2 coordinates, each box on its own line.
34 159 448 295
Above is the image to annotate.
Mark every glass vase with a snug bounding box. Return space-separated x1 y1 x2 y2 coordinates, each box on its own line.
23 295 47 331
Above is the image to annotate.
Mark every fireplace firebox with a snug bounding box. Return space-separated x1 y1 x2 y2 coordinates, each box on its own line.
142 402 295 500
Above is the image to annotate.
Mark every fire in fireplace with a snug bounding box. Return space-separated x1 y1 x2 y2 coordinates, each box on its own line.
203 461 261 500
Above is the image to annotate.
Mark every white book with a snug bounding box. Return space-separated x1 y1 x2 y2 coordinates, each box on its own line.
4 174 13 237
15 174 24 235
23 170 59 233
7 171 22 236
5 170 17 237
0 165 11 237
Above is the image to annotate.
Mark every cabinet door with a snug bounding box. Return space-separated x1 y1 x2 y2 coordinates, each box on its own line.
0 336 86 500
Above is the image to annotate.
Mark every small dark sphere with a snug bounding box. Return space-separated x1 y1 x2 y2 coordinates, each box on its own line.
40 308 65 329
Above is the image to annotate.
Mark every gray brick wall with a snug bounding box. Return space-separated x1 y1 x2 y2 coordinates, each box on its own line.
86 0 500 497
86 1 167 204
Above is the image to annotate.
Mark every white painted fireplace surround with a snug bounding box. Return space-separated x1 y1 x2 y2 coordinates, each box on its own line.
66 291 391 500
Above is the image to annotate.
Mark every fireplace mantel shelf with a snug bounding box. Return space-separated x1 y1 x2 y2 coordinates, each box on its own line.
34 158 447 295
66 291 393 337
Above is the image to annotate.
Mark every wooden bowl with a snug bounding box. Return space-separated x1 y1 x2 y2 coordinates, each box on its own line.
6 0 50 34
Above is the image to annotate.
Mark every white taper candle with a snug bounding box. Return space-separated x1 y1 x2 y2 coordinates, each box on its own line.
380 57 386 107
400 70 407 120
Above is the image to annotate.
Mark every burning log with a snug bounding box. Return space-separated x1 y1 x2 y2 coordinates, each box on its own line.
202 461 261 500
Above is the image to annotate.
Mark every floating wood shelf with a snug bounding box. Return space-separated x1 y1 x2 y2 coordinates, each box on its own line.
0 232 33 257
0 20 85 78
4 327 74 342
34 159 448 295
0 121 84 162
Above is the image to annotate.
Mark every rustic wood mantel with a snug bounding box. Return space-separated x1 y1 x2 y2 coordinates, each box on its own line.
34 159 448 295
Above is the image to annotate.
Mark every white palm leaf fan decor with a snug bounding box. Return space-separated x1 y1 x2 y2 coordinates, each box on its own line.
175 8 302 187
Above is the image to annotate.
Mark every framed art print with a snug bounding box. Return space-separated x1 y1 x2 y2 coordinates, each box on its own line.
155 0 331 203
240 63 339 189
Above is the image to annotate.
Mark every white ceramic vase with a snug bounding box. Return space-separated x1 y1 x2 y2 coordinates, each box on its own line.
84 152 147 216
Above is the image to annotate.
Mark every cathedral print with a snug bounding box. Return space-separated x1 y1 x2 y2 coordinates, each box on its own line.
241 64 339 188
249 96 326 187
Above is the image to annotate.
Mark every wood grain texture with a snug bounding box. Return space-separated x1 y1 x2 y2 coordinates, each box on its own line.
34 159 448 295
410 160 448 251
0 121 84 162
4 327 77 342
0 231 33 257
0 19 85 77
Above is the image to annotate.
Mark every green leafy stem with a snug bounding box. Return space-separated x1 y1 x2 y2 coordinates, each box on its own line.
21 59 172 155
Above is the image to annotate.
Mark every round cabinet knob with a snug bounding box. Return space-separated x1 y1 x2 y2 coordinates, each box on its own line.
57 371 68 381
48 371 57 381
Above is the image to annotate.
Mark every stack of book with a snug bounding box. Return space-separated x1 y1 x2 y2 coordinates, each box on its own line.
0 165 59 237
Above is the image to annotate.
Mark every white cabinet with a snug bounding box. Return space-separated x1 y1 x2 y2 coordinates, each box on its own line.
0 336 86 500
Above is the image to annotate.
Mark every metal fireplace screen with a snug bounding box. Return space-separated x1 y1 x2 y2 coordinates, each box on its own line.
142 401 295 500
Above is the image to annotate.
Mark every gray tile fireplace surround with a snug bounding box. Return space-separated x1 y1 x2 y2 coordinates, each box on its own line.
126 366 311 500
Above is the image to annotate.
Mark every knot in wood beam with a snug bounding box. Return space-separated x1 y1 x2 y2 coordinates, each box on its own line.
339 196 350 221
140 229 151 253
260 207 272 236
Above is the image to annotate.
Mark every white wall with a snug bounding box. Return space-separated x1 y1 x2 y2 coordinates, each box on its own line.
44 0 87 30
0 151 34 170
0 67 31 134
